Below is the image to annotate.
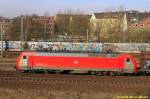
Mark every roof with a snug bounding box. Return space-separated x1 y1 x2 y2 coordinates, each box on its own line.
94 12 125 19
56 14 91 18
93 11 150 23
0 16 4 18
126 11 150 24
55 14 92 21
0 16 4 21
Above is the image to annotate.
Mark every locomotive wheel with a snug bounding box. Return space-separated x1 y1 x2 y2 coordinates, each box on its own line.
96 71 104 76
61 70 71 74
88 71 96 75
110 72 115 76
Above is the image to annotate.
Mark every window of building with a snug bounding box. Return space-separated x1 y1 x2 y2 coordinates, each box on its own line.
135 24 138 26
141 24 144 26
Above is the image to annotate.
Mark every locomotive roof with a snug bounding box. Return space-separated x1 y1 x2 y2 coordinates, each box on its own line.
21 52 119 57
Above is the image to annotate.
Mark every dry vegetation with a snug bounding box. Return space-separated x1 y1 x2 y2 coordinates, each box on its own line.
0 88 149 99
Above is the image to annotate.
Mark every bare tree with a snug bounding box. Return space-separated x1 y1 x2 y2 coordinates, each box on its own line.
102 6 126 43
55 9 90 42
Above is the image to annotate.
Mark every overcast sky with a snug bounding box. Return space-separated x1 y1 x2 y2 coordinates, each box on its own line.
0 0 150 17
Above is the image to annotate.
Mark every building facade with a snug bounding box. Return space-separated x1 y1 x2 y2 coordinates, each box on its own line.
127 10 150 31
0 17 13 40
90 12 127 42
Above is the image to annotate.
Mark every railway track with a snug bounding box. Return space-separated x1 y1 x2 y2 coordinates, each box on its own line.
0 59 16 71
0 59 16 64
0 71 150 99
0 72 150 89
1 77 149 87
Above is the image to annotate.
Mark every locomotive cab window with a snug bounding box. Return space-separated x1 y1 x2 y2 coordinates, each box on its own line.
126 58 130 62
23 56 27 59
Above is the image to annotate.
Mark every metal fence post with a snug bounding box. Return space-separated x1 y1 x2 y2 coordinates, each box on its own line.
1 24 3 57
20 16 24 51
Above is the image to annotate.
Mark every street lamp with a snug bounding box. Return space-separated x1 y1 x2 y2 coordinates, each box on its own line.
0 20 6 58
86 29 89 43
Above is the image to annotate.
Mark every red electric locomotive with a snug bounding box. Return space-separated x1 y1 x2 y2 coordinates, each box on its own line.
16 52 138 75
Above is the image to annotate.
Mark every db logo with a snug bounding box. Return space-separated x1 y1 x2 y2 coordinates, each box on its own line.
74 60 79 64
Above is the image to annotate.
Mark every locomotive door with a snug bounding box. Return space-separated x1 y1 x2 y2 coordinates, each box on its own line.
20 55 28 70
125 58 134 73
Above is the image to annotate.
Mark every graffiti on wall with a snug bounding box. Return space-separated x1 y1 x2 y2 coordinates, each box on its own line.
102 43 150 53
102 43 117 52
0 41 5 50
28 42 102 52
28 42 60 51
0 41 21 51
8 41 21 51
0 41 150 53
116 43 150 53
